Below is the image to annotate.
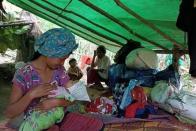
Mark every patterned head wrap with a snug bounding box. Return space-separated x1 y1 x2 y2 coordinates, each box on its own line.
34 28 78 58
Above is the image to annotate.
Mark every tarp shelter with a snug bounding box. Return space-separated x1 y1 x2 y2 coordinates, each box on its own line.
7 0 187 52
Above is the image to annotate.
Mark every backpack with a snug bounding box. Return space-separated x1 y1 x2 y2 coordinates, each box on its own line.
114 40 141 64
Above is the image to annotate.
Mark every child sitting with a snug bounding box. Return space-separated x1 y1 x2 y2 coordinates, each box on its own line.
68 58 83 81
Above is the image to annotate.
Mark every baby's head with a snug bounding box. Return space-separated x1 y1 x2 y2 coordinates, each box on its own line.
69 58 77 68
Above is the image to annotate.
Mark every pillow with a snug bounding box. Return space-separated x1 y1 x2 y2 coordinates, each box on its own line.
125 48 158 69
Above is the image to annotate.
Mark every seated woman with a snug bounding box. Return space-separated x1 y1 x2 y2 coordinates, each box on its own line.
4 28 78 131
87 45 111 89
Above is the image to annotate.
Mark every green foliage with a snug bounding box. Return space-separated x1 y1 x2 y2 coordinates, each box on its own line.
0 26 30 53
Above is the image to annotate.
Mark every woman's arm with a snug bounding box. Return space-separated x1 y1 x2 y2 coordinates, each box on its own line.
5 83 53 118
35 98 73 111
4 85 33 118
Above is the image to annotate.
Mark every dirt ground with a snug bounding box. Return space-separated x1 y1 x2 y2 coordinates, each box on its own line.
0 78 12 122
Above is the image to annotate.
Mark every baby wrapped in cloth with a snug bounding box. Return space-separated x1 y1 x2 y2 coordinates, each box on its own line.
19 80 90 131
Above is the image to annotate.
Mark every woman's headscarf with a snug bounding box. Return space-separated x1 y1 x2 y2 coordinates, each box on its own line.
34 28 78 58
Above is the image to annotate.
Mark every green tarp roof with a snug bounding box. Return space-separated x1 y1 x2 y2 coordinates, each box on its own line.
7 0 186 52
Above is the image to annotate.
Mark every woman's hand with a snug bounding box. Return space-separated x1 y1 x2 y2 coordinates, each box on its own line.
35 98 73 111
28 83 54 99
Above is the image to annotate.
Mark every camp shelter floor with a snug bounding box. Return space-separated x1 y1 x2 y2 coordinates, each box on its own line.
0 83 196 131
1 116 195 131
103 114 196 131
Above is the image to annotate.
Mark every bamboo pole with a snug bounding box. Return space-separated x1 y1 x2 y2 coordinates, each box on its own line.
0 22 33 28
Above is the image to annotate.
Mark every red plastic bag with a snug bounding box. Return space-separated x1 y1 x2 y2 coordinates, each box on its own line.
125 101 140 118
132 86 147 108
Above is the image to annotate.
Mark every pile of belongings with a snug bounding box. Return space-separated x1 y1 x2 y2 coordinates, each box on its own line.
106 40 180 118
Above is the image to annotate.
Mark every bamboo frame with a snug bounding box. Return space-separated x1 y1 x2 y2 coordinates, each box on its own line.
0 21 33 28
